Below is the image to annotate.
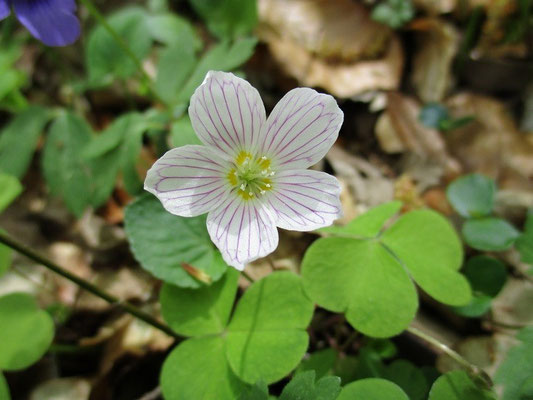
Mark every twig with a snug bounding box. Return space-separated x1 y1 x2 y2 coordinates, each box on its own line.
0 230 180 339
407 326 493 387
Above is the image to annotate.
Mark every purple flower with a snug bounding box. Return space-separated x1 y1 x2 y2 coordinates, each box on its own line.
145 71 344 270
0 0 80 46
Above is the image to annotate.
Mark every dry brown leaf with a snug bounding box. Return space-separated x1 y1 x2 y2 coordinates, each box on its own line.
413 0 457 14
257 0 403 98
411 18 459 103
445 93 533 192
30 378 91 400
375 92 461 176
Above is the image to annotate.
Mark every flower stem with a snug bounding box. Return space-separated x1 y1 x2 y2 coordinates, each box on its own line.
79 0 165 105
407 326 493 387
0 230 180 339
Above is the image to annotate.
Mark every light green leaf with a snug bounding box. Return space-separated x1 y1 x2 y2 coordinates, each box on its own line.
297 348 338 379
0 231 12 277
155 45 197 105
429 370 496 400
337 378 409 400
226 272 314 384
446 174 496 218
462 217 520 251
0 173 22 213
171 116 202 148
86 7 152 83
188 0 258 39
160 269 239 336
320 201 402 238
382 210 470 306
0 292 54 371
515 209 533 265
0 372 10 400
302 238 418 338
161 336 246 400
303 206 471 337
42 112 93 216
495 327 533 400
384 360 429 400
0 106 50 178
279 371 341 400
371 0 414 29
124 194 227 287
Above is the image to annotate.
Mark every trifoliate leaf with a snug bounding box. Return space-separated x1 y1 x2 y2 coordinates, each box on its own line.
226 272 314 384
447 174 496 218
429 370 496 400
124 193 227 288
337 378 409 400
0 293 54 371
462 217 520 251
384 360 430 400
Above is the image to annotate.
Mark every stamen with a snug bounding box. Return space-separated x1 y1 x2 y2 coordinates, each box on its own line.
248 192 254 196
265 184 271 188
240 183 246 190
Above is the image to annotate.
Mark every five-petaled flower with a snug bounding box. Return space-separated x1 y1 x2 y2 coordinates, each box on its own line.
0 0 80 46
145 71 344 270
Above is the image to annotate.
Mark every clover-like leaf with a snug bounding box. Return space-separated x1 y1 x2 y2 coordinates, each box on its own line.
279 370 341 400
447 174 496 218
462 217 520 251
429 370 496 400
0 293 54 371
303 207 471 337
337 378 409 400
384 360 430 400
160 269 239 336
125 194 227 288
160 336 246 400
0 173 22 213
226 271 314 384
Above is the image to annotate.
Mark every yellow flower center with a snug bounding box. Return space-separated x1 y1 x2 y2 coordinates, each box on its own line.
227 151 274 200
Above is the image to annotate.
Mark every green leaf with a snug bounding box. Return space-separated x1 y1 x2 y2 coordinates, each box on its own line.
337 378 409 400
382 210 470 306
419 103 449 129
384 360 429 400
303 207 471 337
155 45 197 105
171 116 203 148
279 371 341 400
0 106 50 178
124 194 227 288
0 173 22 213
320 201 402 238
188 0 258 39
177 38 258 102
226 272 314 384
42 112 93 216
240 382 269 400
303 238 418 338
446 174 496 218
160 269 239 336
429 370 496 400
147 14 201 49
371 0 414 29
0 292 54 371
496 327 533 400
0 372 10 400
462 217 520 251
0 236 12 277
516 209 533 265
86 7 152 83
297 349 338 379
161 336 246 400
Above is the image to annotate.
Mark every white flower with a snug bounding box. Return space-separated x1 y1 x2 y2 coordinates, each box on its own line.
144 71 343 270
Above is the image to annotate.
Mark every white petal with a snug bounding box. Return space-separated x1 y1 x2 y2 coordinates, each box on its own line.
189 71 266 157
207 196 279 270
144 145 230 217
265 170 342 231
258 88 343 169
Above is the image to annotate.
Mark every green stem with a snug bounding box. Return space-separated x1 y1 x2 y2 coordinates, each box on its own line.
407 326 493 387
0 230 180 340
241 270 255 283
79 0 165 105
